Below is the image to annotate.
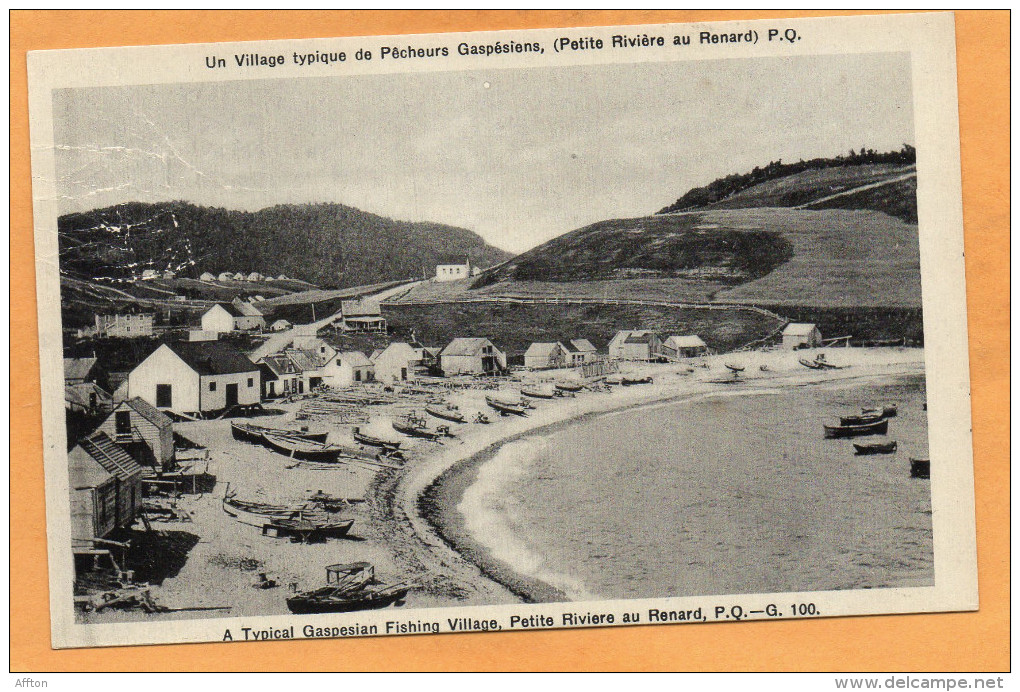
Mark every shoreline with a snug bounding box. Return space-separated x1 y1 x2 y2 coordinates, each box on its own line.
392 347 927 606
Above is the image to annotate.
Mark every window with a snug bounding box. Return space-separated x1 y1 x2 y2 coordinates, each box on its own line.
354 370 362 382
248 377 254 387
209 381 217 392
115 411 131 435
156 384 172 408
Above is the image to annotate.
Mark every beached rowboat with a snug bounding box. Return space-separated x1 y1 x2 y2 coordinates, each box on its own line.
485 396 528 417
231 421 328 444
823 419 889 439
862 404 898 418
261 431 345 462
840 413 886 426
286 563 409 614
621 376 654 386
853 441 898 455
555 383 584 393
521 387 555 399
910 457 930 478
724 363 745 373
392 417 444 441
425 406 467 423
351 427 402 451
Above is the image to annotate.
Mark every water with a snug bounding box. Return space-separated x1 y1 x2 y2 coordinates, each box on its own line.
456 375 932 600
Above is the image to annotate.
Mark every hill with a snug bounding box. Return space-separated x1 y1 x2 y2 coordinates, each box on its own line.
57 201 513 289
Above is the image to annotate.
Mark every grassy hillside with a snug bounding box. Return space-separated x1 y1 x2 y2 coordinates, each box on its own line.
58 201 513 289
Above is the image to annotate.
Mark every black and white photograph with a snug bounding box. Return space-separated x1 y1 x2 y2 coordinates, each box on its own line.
28 12 976 648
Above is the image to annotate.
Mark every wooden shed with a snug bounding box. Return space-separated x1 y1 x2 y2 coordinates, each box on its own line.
69 432 144 542
440 338 507 376
524 342 568 370
96 397 175 471
782 323 823 350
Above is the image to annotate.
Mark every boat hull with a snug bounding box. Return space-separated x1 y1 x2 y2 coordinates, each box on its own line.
286 588 409 614
425 407 466 423
261 432 343 462
485 397 527 416
853 441 898 455
824 419 889 438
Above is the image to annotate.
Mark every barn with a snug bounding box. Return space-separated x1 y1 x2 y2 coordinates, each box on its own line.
96 397 175 471
440 338 507 376
127 341 260 415
782 323 822 350
524 342 567 370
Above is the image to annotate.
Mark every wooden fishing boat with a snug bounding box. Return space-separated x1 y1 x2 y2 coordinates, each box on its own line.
392 416 444 441
231 421 328 444
707 374 743 384
286 563 410 614
853 440 898 455
862 404 898 418
823 418 889 439
621 376 653 386
222 491 324 529
521 387 555 399
485 396 528 417
799 358 826 370
425 406 467 423
555 382 584 393
261 432 344 462
910 457 930 478
840 413 886 426
724 363 745 373
351 427 402 451
263 517 355 541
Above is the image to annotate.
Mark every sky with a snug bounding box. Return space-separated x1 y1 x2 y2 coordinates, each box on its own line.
53 52 914 254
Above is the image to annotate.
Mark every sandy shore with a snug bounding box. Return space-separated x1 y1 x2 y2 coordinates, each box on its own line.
79 346 924 622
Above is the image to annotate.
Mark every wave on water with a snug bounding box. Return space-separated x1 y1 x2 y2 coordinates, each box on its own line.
457 436 597 601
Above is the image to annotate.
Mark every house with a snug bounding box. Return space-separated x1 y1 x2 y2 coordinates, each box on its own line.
200 272 216 281
661 335 709 359
127 341 260 414
524 342 568 370
258 353 304 398
217 272 234 282
65 382 113 414
372 342 420 382
284 348 330 391
277 274 289 281
293 336 337 362
332 351 375 386
96 397 175 471
341 298 387 333
200 300 265 333
69 432 144 543
162 269 176 279
140 269 159 280
608 330 661 361
563 339 599 366
233 272 246 281
782 323 822 350
440 338 507 376
270 319 292 332
64 356 99 385
246 272 264 282
435 255 472 282
94 311 155 338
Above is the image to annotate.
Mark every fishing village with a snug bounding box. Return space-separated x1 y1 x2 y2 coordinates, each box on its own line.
63 255 928 619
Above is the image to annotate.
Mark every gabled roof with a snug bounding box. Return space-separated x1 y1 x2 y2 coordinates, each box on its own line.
436 255 471 266
164 341 259 375
284 348 327 372
248 332 296 362
69 444 115 490
208 302 243 317
375 342 417 362
440 337 496 357
524 342 564 358
624 332 656 344
65 382 112 409
259 354 299 377
341 298 382 317
664 335 706 348
568 339 597 353
232 298 263 317
64 357 98 381
78 432 144 481
119 396 173 429
339 351 373 368
271 319 292 328
783 323 818 336
370 349 384 361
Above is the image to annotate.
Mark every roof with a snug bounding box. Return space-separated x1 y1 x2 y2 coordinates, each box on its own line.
665 335 706 348
64 357 98 381
783 323 819 336
370 349 384 361
436 255 470 266
69 445 115 490
232 298 263 317
375 342 417 361
120 396 173 429
164 341 258 375
624 332 656 344
440 337 495 357
77 432 144 482
208 302 244 317
271 319 291 328
341 298 382 317
340 351 373 368
65 382 111 409
284 348 327 372
259 354 299 377
524 342 564 358
569 338 597 353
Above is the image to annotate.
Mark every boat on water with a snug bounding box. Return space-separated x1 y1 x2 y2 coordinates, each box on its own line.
392 414 444 441
853 440 898 455
862 404 898 418
425 405 467 423
621 376 653 386
910 457 930 478
286 563 410 614
231 421 329 444
823 418 889 439
521 387 555 399
485 396 528 417
839 413 886 426
261 431 345 462
352 427 402 451
555 382 584 393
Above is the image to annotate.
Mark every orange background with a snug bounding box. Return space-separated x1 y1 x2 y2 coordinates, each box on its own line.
9 10 1009 671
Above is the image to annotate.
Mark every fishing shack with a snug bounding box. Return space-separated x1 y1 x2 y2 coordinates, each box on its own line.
440 337 507 376
782 323 823 350
524 342 568 370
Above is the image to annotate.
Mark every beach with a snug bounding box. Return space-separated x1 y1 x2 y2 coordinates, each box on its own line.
79 346 926 622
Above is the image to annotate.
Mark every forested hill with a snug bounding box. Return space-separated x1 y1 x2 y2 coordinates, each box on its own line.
58 201 514 288
656 146 917 223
